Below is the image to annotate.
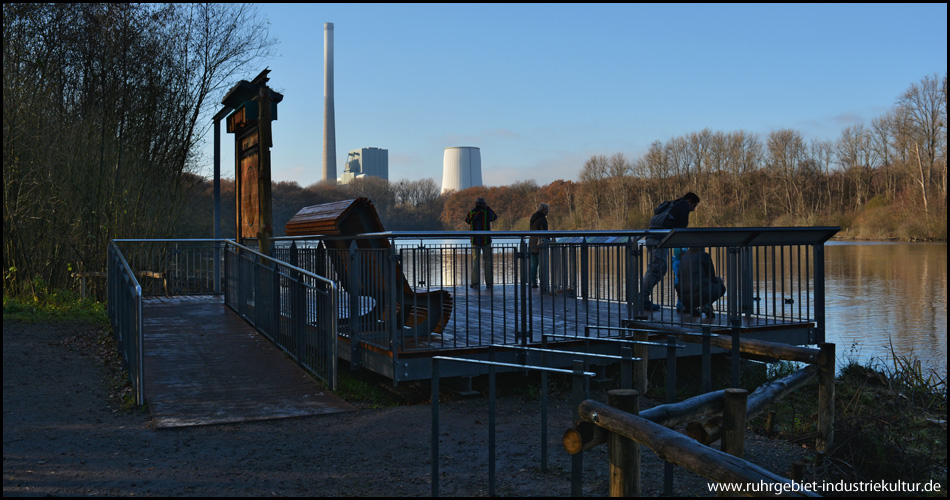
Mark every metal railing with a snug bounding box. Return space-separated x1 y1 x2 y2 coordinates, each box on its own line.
106 227 835 397
110 239 225 295
107 241 144 405
225 241 339 390
274 228 836 359
108 239 340 405
430 356 596 497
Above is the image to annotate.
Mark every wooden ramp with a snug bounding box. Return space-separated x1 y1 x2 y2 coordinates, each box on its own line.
142 295 355 428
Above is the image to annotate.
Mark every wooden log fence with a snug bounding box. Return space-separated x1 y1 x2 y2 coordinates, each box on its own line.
562 333 835 496
687 364 819 445
576 398 820 497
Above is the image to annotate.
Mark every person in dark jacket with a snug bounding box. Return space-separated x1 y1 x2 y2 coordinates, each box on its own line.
528 203 550 289
465 197 498 288
678 246 726 317
640 192 700 311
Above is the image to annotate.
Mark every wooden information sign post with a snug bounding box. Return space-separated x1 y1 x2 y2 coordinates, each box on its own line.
222 69 283 253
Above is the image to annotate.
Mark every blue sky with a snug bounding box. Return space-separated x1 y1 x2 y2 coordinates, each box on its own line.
202 3 947 188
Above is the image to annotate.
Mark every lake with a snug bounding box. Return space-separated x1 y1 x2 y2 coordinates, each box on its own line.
823 241 947 378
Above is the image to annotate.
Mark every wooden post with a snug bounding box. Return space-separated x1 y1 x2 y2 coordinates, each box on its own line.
633 329 649 396
620 346 633 390
565 389 726 455
790 460 804 482
686 365 818 445
607 390 640 497
817 342 835 453
721 388 748 458
257 85 273 255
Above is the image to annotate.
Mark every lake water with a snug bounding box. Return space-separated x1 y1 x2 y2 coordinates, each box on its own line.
823 242 947 378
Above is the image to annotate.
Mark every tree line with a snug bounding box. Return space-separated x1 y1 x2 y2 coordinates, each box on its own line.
441 74 946 239
3 3 275 296
3 3 945 299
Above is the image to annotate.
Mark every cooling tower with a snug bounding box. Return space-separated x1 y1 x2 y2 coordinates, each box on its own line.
441 146 482 194
322 22 337 185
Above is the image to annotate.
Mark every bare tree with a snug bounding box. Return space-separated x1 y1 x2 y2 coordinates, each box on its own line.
766 129 808 217
2 3 278 296
898 73 948 213
578 155 609 227
836 124 876 206
871 113 898 199
605 153 632 227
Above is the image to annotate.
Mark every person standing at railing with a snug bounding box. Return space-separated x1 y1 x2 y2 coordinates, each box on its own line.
678 246 726 317
465 197 498 289
528 203 550 290
640 192 701 311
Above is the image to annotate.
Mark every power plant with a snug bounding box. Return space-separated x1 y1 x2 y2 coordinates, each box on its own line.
322 23 482 191
322 22 337 185
441 146 482 194
339 147 388 185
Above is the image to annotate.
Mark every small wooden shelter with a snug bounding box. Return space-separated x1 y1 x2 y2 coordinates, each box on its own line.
285 198 454 340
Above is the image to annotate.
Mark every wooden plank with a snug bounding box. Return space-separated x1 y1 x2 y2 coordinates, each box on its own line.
363 285 813 354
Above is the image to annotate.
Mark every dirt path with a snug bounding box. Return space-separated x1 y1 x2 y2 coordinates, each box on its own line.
3 320 807 496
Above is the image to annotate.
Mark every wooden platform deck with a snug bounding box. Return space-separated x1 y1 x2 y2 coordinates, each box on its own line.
362 284 813 355
142 295 355 428
138 286 813 392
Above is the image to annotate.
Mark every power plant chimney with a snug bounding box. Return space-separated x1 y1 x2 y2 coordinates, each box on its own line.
322 22 337 185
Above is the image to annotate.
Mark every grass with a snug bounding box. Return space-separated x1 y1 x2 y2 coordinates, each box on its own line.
333 364 421 409
750 351 947 495
3 284 108 326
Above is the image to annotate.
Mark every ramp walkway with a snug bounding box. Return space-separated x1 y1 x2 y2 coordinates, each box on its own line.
141 295 355 428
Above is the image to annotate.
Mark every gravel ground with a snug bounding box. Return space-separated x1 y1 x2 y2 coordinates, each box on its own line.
3 319 809 496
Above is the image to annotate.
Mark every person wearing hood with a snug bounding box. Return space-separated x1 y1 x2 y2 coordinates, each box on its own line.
528 203 549 290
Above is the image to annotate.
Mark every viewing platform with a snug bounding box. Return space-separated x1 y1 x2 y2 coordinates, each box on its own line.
108 221 837 408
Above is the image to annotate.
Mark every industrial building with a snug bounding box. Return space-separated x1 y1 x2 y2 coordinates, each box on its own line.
440 146 482 194
339 147 389 184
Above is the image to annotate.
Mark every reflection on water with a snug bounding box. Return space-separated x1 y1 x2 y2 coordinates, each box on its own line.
824 242 947 377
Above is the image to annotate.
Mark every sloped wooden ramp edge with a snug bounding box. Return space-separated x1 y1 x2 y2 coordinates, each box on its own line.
142 295 355 429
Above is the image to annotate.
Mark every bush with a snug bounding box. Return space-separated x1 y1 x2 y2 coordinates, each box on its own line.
755 354 947 494
3 282 107 325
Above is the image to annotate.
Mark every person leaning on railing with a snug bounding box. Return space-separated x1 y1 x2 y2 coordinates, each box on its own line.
640 192 701 311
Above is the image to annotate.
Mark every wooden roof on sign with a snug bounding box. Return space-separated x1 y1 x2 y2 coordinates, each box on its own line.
284 198 384 237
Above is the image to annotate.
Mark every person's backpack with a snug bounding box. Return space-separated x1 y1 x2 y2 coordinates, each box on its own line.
649 200 676 229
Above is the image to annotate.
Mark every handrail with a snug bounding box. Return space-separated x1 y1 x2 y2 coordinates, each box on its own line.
273 226 840 247
107 241 144 405
224 240 340 389
226 240 335 288
109 241 143 290
115 237 336 288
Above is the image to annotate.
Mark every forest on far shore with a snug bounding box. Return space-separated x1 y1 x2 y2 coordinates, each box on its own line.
2 3 946 297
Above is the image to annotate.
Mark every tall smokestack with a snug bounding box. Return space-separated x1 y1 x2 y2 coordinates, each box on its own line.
322 22 337 185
